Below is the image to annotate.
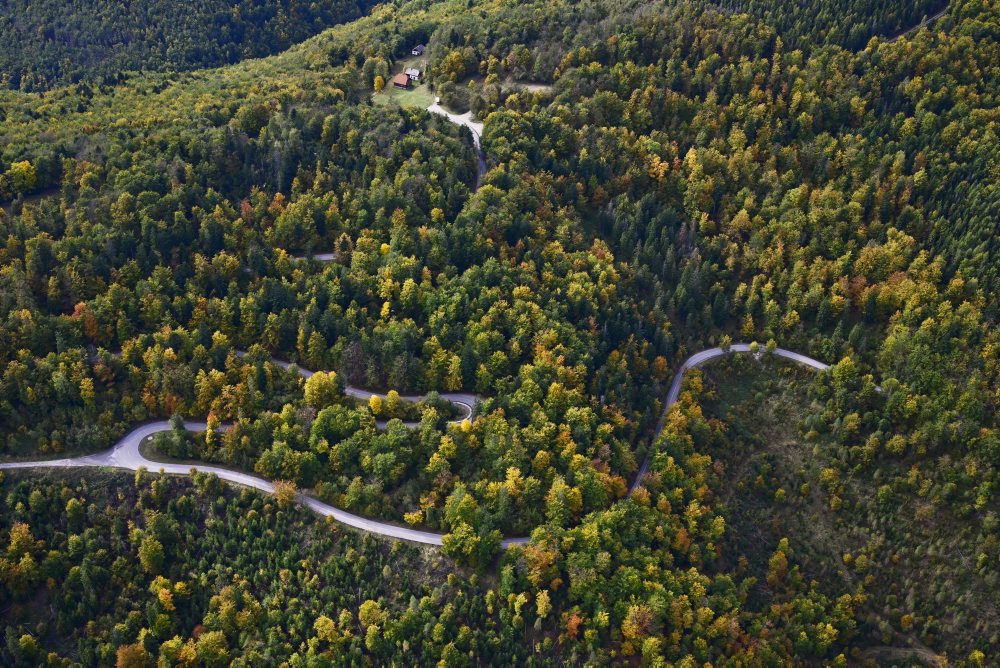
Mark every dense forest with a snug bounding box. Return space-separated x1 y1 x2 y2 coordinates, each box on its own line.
0 469 522 665
1 0 997 663
0 0 950 92
729 0 951 49
0 0 380 91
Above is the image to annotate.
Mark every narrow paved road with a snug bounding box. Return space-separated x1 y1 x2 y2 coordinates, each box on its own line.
240 352 476 424
889 4 949 41
427 98 486 188
0 421 459 546
2 344 838 548
629 344 829 493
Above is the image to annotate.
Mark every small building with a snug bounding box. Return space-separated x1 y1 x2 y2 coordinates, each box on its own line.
404 67 421 81
411 44 425 56
392 73 411 89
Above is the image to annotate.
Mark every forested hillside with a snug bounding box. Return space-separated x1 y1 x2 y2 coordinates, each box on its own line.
0 469 517 665
729 0 950 49
0 0 950 91
1 0 997 663
0 0 380 91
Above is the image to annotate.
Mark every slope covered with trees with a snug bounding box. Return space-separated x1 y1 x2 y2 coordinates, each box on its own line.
0 0 997 663
0 0 950 92
730 0 950 49
0 469 523 665
696 355 997 657
0 0 380 91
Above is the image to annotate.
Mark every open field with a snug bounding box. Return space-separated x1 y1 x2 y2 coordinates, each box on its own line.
373 82 434 109
372 54 434 109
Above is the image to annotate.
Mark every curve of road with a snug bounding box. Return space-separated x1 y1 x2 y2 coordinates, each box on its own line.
427 97 487 188
238 351 476 425
6 105 863 547
629 344 831 493
0 421 466 547
2 343 841 549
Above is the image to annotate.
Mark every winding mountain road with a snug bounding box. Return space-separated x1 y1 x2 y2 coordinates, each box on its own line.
2 344 837 548
0 87 851 548
0 421 462 546
240 352 476 425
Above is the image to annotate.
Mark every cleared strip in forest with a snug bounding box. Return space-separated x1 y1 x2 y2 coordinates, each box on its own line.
888 4 949 41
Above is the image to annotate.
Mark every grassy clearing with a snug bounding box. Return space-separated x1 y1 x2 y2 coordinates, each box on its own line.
372 54 434 109
394 54 426 71
371 62 553 113
373 82 434 109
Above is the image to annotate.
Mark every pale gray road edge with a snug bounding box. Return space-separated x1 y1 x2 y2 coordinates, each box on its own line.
629 344 830 493
2 344 833 548
427 97 487 187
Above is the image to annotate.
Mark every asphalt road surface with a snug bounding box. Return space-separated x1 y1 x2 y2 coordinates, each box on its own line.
2 344 836 548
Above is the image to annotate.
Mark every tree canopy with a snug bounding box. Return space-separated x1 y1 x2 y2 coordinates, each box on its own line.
0 0 997 663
